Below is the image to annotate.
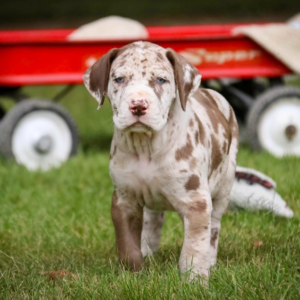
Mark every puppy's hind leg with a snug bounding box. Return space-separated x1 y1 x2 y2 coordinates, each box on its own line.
141 208 165 257
210 155 237 267
210 198 228 268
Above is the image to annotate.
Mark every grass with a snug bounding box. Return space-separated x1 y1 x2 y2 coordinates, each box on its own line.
0 84 300 299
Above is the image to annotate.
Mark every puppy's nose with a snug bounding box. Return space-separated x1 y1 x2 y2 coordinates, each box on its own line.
129 100 149 116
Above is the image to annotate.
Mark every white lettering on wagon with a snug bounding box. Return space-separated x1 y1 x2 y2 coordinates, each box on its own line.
85 49 261 68
179 49 261 65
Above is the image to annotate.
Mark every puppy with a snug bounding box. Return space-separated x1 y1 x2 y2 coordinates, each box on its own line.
83 41 238 280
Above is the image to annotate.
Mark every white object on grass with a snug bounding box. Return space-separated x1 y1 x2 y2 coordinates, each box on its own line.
229 166 294 218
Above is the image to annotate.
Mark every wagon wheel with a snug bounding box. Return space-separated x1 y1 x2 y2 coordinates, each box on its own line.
246 86 300 157
0 99 78 171
0 104 5 120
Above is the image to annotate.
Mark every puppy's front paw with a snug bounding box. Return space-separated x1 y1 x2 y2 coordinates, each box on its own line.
182 268 210 286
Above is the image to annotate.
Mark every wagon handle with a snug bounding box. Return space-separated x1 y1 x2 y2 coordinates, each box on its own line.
53 85 75 102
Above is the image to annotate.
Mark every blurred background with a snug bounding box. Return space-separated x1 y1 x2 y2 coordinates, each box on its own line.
1 2 300 298
1 0 300 162
1 0 300 29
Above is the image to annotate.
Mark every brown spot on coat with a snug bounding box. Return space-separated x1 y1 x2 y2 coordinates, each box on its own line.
209 135 223 178
195 131 199 145
201 88 218 107
195 114 206 145
184 79 194 100
189 157 198 171
148 78 163 99
185 198 209 245
210 228 219 248
112 104 118 116
189 119 194 128
175 134 193 161
222 141 227 153
189 200 207 212
195 90 236 177
117 59 126 68
195 89 231 142
185 174 200 191
156 52 164 62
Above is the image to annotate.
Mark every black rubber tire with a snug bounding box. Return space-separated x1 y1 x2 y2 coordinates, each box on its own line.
246 86 300 151
0 104 5 120
0 99 79 166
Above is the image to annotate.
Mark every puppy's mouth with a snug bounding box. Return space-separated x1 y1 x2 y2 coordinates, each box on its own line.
127 121 152 132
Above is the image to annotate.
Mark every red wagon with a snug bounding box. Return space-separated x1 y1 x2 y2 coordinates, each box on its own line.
0 22 299 170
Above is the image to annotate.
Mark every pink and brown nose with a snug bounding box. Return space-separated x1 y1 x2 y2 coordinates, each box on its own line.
129 100 149 116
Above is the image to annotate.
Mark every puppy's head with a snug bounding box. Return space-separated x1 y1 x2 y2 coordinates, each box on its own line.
83 41 201 132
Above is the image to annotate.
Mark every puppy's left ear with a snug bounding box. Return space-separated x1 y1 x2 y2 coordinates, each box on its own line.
166 49 201 111
83 48 119 109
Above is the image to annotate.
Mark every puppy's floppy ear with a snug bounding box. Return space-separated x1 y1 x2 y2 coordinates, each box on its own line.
83 48 119 109
166 49 201 111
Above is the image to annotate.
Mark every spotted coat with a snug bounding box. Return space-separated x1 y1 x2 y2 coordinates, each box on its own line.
83 41 239 281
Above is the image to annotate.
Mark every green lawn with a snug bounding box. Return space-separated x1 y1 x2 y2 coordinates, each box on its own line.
0 85 300 299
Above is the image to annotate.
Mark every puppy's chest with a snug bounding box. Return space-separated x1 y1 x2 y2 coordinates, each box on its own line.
111 155 177 211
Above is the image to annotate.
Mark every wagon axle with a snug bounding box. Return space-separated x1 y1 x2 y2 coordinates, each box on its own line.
285 125 297 141
34 135 53 154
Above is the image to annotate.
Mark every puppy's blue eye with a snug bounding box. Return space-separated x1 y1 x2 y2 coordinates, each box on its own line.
115 77 125 83
156 77 166 84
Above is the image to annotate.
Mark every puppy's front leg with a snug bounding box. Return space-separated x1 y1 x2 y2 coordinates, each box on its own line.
141 208 165 257
111 192 143 272
179 192 212 280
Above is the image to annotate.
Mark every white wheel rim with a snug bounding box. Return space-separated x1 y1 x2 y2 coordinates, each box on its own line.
257 97 300 157
12 110 73 171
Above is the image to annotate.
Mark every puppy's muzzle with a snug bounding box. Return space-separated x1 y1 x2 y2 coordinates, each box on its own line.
129 100 149 116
